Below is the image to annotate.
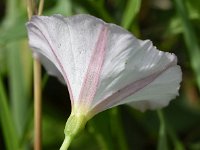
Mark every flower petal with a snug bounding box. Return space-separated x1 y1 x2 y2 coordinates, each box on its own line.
127 65 181 111
26 14 108 106
27 14 182 116
89 24 182 115
77 26 108 111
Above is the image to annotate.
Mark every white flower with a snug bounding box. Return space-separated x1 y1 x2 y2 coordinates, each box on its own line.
27 14 182 149
27 14 181 119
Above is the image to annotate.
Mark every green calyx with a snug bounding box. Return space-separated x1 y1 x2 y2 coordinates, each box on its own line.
60 113 88 150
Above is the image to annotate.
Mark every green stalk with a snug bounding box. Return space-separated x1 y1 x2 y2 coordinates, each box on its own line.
60 135 73 150
27 0 44 149
157 110 168 150
60 113 87 150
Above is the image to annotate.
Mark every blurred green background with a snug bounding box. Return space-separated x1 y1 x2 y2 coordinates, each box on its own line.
0 0 200 150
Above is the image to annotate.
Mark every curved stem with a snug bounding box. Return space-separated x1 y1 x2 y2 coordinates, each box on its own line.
60 113 87 150
60 136 73 150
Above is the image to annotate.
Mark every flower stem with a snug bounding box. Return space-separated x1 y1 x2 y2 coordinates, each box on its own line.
60 113 87 150
157 110 168 150
27 0 44 150
60 135 73 150
38 0 44 16
34 59 42 150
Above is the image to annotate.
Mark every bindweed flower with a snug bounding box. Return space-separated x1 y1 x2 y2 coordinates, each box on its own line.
26 14 182 150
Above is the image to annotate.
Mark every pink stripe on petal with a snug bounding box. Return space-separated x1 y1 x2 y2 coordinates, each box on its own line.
90 59 177 116
77 25 108 110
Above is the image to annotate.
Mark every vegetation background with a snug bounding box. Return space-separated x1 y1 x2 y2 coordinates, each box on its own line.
0 0 200 150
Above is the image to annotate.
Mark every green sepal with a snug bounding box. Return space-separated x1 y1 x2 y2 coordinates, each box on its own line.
60 113 87 150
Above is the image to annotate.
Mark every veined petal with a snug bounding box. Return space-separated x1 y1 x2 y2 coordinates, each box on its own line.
77 26 108 112
26 14 107 107
89 24 182 116
127 65 181 111
26 14 182 117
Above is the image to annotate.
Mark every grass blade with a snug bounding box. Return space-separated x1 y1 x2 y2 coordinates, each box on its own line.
121 0 141 29
7 42 29 138
0 75 19 150
174 0 200 90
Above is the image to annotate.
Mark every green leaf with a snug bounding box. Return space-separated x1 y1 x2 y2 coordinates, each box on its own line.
121 0 141 29
0 75 19 150
7 41 31 138
174 0 200 91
